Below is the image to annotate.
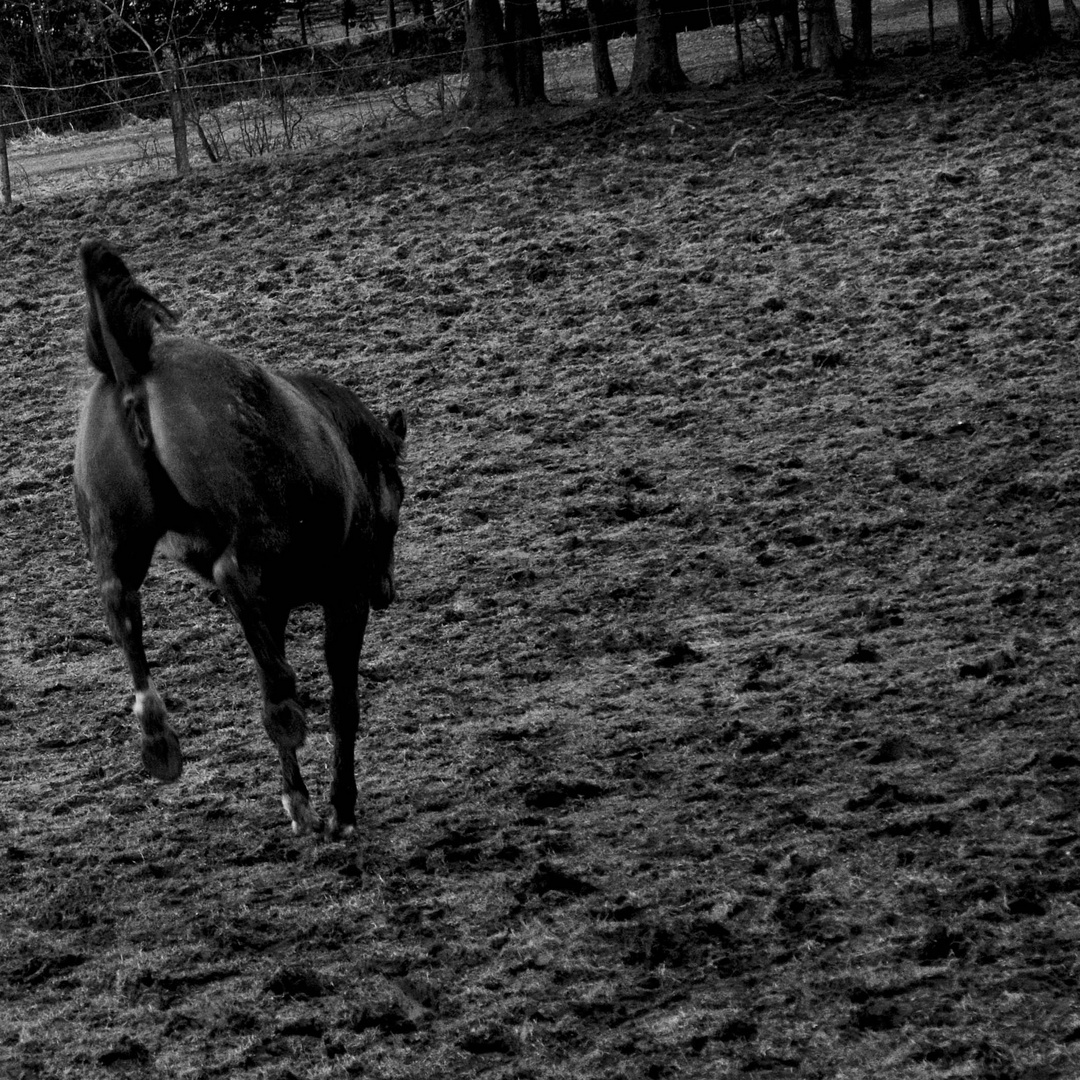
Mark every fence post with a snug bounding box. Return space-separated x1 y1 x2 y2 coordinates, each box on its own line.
0 123 11 210
728 0 745 79
164 49 190 177
388 0 399 56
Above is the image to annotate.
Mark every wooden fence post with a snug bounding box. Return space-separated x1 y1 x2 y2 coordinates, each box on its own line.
729 0 746 79
388 0 399 56
0 123 11 210
164 49 190 177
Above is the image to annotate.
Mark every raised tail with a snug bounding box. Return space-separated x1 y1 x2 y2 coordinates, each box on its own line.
80 239 177 385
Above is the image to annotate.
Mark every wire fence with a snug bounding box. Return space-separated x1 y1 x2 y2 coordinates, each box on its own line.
0 0 1045 203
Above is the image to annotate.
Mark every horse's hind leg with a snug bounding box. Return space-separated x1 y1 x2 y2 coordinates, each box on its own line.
86 526 182 782
324 597 369 837
211 552 321 835
105 579 183 782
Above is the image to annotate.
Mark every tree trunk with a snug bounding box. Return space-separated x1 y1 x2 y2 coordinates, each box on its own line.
587 0 618 96
628 0 688 94
505 0 547 104
805 0 843 71
851 0 872 61
780 0 803 70
765 14 786 64
388 0 398 56
462 0 516 109
1064 0 1080 34
164 50 190 177
729 0 746 79
955 0 987 51
1006 0 1053 51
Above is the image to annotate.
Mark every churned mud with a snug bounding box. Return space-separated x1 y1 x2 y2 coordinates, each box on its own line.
3 45 1080 1079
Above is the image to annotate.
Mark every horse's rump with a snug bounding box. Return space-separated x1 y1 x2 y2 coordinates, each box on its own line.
76 239 405 604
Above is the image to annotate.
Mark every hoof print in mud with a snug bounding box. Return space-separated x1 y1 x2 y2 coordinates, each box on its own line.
97 1037 151 1068
518 861 599 901
459 1024 518 1055
263 966 329 1001
523 778 605 809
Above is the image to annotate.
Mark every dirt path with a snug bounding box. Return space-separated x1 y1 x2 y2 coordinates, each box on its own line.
10 126 167 180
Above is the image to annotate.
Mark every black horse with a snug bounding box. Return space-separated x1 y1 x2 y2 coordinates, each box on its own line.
73 240 406 836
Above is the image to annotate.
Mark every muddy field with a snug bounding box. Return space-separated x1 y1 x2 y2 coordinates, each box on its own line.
3 44 1080 1080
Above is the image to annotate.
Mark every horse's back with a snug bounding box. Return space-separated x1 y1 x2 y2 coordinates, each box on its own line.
145 338 364 558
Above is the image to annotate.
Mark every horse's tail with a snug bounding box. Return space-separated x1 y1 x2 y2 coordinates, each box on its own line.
80 239 177 386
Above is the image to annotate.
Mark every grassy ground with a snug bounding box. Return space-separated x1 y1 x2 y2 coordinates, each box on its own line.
3 41 1080 1080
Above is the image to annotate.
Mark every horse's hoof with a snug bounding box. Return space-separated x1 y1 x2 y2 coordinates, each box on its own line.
327 809 357 839
142 729 183 782
291 813 324 837
283 793 323 836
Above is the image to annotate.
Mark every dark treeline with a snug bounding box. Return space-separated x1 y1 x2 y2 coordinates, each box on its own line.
0 0 462 130
1 0 282 128
0 0 1074 135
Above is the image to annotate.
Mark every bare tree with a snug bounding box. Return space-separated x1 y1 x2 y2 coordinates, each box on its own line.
462 0 546 109
729 0 746 79
462 0 516 108
1007 0 1053 50
586 0 618 95
956 0 987 51
851 0 872 61
505 0 546 104
92 0 242 172
805 0 843 71
94 1 194 173
163 48 190 175
342 0 356 40
1064 0 1080 34
628 0 688 94
779 0 803 70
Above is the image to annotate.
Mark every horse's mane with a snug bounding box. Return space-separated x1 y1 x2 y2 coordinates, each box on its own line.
81 238 177 384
